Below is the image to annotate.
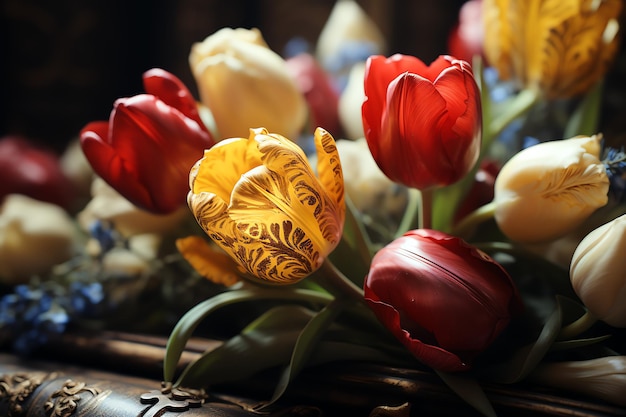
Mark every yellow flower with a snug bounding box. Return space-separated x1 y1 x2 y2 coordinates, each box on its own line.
494 135 609 243
189 28 307 140
483 0 622 99
187 127 345 284
176 236 242 287
570 214 626 327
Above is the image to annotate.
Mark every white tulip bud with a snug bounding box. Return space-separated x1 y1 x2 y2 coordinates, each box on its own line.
494 135 609 243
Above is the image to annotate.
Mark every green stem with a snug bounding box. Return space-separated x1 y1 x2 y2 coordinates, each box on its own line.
451 201 497 240
313 258 365 305
557 310 598 341
486 88 540 141
394 187 423 238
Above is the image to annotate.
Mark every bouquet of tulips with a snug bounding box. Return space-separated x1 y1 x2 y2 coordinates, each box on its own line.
2 0 626 415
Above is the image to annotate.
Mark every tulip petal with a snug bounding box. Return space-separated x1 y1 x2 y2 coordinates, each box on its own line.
190 137 262 204
379 73 452 188
312 127 345 239
228 167 321 282
434 64 482 171
80 121 155 210
142 68 209 133
176 236 241 286
363 296 468 372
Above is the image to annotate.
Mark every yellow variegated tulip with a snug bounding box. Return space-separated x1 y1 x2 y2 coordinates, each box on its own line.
189 28 307 141
570 214 626 327
494 135 609 243
483 0 622 99
187 127 345 284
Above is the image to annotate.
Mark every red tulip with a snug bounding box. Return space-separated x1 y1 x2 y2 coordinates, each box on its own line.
0 135 75 209
80 68 215 214
286 53 342 137
362 54 482 190
364 229 522 372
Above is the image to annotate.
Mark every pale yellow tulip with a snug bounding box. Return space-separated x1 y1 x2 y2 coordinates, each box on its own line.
0 194 77 283
189 28 307 140
494 135 609 243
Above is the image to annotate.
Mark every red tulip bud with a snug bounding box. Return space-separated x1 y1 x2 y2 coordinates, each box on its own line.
364 229 523 372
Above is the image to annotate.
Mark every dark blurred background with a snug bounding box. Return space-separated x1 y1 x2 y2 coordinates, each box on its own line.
0 0 467 153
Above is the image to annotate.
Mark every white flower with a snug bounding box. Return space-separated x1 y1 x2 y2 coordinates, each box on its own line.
78 177 188 239
570 213 626 327
338 62 366 140
315 0 386 70
494 135 609 243
0 194 77 283
189 27 307 140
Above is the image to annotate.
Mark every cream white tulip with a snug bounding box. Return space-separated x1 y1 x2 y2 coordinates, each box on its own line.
338 62 366 140
189 27 307 140
0 194 77 283
78 177 188 239
336 138 408 231
530 356 626 407
494 135 609 243
570 214 626 327
316 0 386 70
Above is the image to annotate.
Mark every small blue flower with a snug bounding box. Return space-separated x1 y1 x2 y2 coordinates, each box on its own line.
88 220 118 253
603 147 626 202
0 284 69 355
69 281 105 316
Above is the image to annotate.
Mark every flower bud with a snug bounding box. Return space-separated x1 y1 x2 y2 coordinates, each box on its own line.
189 28 307 140
364 229 523 372
570 214 626 327
315 0 386 73
494 135 609 243
78 177 188 239
338 62 366 140
0 194 77 284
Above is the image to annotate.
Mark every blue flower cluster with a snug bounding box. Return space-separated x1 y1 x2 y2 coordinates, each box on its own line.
0 280 104 355
603 147 626 202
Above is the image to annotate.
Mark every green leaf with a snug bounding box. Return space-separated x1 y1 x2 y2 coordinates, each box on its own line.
175 305 316 387
311 340 416 368
163 288 333 382
435 371 497 417
563 80 603 138
482 300 562 384
259 298 346 410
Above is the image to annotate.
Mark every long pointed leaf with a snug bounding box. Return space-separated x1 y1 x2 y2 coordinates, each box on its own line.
260 298 346 410
436 371 497 417
176 305 316 387
163 288 332 382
